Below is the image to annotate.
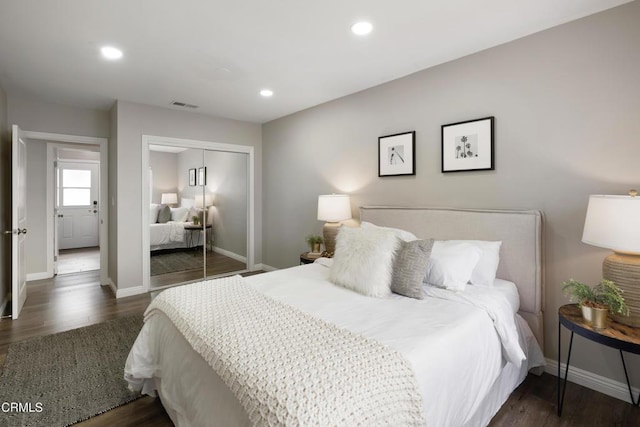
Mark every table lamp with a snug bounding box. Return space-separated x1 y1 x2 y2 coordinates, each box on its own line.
582 191 640 326
195 194 214 224
317 194 351 257
161 193 178 206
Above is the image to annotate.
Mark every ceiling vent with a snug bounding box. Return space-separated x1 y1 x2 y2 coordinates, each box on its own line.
171 101 199 109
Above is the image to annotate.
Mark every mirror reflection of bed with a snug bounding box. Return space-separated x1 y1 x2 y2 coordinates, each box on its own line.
148 145 248 288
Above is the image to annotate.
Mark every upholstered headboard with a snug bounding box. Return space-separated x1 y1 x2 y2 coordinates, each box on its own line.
360 206 544 351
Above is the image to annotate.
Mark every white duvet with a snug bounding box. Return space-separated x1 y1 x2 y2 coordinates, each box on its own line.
149 221 185 246
126 261 544 426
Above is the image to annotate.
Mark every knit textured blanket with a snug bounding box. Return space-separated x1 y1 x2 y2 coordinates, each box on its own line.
145 275 425 426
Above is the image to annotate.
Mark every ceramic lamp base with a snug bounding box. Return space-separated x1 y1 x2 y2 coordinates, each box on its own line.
604 252 640 327
322 222 341 258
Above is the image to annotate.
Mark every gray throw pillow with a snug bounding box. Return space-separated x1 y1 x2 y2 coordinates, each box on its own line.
157 205 171 223
391 239 435 299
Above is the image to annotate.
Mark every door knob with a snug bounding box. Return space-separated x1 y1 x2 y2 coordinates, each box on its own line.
4 229 27 235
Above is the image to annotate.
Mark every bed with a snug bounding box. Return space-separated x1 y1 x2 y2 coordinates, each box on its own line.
149 204 212 251
126 206 545 426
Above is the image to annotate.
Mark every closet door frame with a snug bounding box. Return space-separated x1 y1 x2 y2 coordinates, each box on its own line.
141 135 255 292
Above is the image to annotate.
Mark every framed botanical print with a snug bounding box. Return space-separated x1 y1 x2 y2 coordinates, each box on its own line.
198 167 207 186
441 116 494 173
189 168 196 186
378 131 416 177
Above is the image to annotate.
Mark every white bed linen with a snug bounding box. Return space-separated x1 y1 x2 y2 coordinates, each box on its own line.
492 278 520 314
149 221 185 246
126 263 543 426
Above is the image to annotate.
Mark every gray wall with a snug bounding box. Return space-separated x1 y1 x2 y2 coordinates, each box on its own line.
205 150 248 258
7 95 109 137
0 84 9 314
262 2 640 386
58 149 100 161
24 140 47 275
149 151 178 204
176 149 248 258
114 101 262 289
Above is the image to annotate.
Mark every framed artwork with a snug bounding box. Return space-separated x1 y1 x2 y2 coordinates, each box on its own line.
188 168 196 186
198 167 207 186
441 116 494 173
378 131 415 177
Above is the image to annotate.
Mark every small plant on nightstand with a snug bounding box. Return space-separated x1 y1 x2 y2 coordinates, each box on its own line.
192 215 200 225
562 279 628 328
305 235 324 253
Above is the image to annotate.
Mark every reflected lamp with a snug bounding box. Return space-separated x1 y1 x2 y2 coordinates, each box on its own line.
161 193 178 206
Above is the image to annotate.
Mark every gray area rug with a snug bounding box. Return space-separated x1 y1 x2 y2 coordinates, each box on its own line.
150 250 203 276
0 315 143 427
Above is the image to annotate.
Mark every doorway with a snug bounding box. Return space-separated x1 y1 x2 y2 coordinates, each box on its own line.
10 128 108 319
55 150 101 275
23 142 102 279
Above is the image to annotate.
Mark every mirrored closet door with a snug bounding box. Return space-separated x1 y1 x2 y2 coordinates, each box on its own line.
148 144 248 289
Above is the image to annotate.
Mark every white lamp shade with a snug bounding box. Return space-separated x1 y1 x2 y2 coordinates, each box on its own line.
582 195 640 254
317 194 351 222
161 193 178 205
195 194 214 208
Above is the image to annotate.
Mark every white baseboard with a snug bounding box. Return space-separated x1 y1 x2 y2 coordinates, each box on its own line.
255 263 278 272
545 357 638 404
212 246 247 263
116 285 146 299
26 271 52 281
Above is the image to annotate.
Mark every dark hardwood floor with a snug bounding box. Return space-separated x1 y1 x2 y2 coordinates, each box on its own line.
2 271 638 426
150 249 247 288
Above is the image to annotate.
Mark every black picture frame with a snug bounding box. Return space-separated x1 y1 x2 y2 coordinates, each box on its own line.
198 167 207 186
378 131 416 177
441 116 494 173
188 168 196 186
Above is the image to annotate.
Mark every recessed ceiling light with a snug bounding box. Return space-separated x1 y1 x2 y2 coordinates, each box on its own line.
101 46 123 60
351 21 373 35
260 89 274 97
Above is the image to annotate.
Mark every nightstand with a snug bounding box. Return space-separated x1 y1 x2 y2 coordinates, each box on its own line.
184 224 212 249
300 252 319 265
557 304 640 416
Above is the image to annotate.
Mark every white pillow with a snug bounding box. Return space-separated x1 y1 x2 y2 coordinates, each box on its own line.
170 207 189 222
329 226 400 297
425 241 482 291
440 240 502 287
360 221 417 242
150 204 160 224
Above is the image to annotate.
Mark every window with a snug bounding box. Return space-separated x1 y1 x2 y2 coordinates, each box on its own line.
62 169 91 206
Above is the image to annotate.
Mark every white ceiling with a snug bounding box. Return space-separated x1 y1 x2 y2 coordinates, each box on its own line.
0 0 631 124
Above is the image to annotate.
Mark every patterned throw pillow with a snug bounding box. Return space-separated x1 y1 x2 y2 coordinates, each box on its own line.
391 239 434 299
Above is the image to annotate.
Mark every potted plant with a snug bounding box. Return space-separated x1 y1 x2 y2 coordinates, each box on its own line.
305 235 324 253
562 279 628 329
192 215 200 225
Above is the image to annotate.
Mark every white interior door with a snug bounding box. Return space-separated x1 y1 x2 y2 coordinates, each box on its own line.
10 125 27 319
57 162 99 250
